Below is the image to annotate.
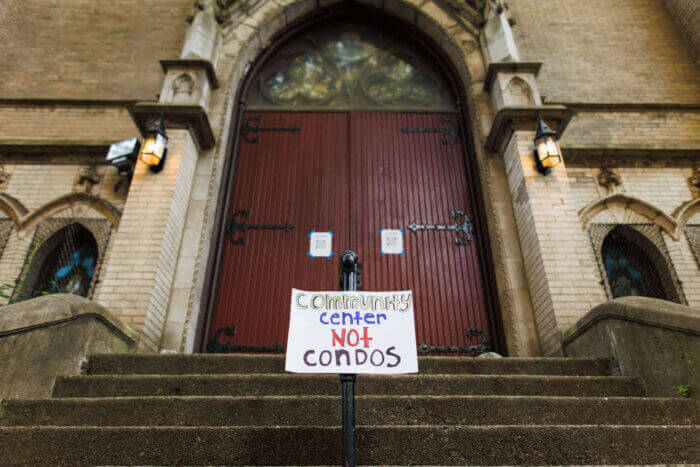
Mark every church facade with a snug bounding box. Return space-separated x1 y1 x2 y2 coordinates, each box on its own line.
0 0 698 358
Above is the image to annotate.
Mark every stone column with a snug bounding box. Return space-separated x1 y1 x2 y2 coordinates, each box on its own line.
492 112 606 356
95 2 220 351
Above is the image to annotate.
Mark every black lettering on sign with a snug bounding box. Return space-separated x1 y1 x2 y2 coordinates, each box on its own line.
386 346 401 367
304 350 316 366
335 349 350 366
319 350 332 366
355 349 368 365
370 349 385 367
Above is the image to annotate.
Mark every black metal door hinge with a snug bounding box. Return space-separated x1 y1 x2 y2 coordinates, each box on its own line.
241 116 301 143
407 210 473 245
226 209 294 244
401 117 458 145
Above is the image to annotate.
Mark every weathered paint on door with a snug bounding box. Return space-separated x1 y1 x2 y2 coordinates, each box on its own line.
209 111 492 351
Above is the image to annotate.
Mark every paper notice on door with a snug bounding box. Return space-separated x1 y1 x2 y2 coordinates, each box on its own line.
380 228 404 255
308 231 333 258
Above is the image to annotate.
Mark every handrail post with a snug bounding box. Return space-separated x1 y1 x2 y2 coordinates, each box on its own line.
339 250 361 467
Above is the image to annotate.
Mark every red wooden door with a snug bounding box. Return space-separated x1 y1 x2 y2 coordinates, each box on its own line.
349 112 490 350
209 111 493 351
210 112 350 349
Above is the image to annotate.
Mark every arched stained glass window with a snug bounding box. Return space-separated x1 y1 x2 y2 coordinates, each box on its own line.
15 223 101 300
246 20 455 111
601 227 667 300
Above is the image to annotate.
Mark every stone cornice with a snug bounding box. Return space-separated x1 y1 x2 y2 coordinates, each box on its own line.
0 98 137 107
484 105 574 153
562 147 700 167
0 141 113 163
160 59 220 89
128 102 216 151
484 61 542 92
547 102 700 112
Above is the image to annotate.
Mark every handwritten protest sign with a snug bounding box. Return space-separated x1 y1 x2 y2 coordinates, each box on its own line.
285 289 418 374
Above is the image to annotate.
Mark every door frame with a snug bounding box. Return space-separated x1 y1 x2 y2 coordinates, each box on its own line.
195 2 506 354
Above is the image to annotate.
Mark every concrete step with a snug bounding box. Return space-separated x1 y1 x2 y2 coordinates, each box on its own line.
1 396 692 427
0 425 695 465
86 353 612 376
52 373 646 398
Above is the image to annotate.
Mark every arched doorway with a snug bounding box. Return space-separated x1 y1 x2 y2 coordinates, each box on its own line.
200 6 503 354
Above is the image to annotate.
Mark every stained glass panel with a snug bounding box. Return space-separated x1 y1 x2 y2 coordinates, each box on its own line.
246 21 455 111
601 229 667 300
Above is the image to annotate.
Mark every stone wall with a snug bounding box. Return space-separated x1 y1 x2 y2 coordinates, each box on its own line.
509 0 699 104
663 0 699 62
0 0 192 100
0 294 135 398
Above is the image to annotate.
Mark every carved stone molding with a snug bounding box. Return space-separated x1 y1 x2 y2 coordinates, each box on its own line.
128 102 216 151
0 166 9 190
485 105 573 153
74 165 103 194
484 61 542 93
596 167 621 194
160 59 220 90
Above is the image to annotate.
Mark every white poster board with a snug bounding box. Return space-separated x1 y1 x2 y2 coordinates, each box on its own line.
285 289 418 374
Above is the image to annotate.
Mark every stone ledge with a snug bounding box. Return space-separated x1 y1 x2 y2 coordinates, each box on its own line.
0 294 137 344
562 297 700 345
484 105 574 153
128 102 216 151
0 141 113 162
484 61 542 93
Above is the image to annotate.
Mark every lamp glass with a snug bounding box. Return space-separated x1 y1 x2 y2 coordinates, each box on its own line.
140 133 167 166
538 136 561 169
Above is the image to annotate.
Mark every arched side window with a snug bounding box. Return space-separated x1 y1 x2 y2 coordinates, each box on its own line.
0 218 12 260
589 224 686 304
12 218 113 302
686 225 700 268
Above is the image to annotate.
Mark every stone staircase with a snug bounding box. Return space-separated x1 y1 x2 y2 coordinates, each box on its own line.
0 354 696 465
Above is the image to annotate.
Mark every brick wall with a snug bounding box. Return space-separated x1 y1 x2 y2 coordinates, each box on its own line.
562 110 700 150
0 0 191 100
95 130 198 350
567 165 700 314
0 105 138 142
509 0 700 103
0 162 126 305
663 0 699 62
503 131 607 355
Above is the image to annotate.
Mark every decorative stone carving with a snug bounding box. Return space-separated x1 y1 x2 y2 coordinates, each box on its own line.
596 167 621 194
172 73 196 103
506 78 533 106
0 166 9 191
74 165 102 194
688 166 700 197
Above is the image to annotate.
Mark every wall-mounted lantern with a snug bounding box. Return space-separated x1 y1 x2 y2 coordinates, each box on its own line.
533 116 562 175
106 137 141 192
139 116 168 173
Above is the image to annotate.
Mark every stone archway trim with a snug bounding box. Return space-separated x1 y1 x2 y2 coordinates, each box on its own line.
579 193 699 241
0 192 121 232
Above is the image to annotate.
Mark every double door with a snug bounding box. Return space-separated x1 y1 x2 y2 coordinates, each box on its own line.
209 111 493 352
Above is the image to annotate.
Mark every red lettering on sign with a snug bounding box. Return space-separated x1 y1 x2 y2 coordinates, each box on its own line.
331 329 346 346
360 327 373 348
